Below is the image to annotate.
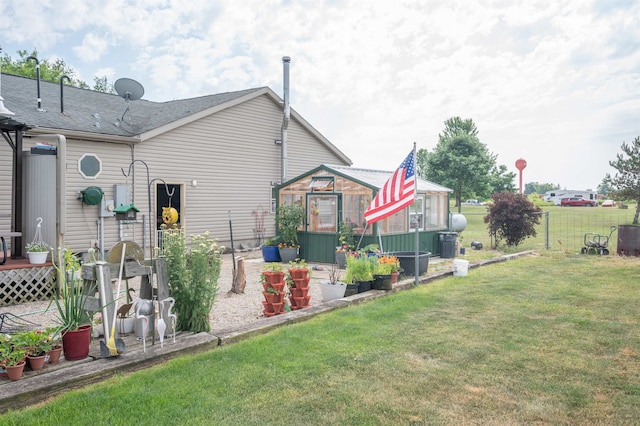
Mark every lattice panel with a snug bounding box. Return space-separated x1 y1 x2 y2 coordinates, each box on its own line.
0 266 56 306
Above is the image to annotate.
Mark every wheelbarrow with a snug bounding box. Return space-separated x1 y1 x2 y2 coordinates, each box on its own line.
581 226 617 255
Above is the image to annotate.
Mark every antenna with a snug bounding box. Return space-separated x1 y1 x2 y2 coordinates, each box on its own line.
114 78 144 124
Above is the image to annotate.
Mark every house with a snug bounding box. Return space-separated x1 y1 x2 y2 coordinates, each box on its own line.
0 58 352 304
0 59 351 262
275 164 453 263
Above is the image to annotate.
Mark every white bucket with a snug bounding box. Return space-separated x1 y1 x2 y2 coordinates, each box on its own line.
453 259 469 277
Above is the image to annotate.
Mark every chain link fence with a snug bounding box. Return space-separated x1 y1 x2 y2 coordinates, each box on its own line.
456 207 634 254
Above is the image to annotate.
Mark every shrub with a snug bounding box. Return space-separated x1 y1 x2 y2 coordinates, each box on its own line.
484 191 542 247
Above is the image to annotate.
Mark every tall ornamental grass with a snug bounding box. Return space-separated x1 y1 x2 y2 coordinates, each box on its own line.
160 229 223 333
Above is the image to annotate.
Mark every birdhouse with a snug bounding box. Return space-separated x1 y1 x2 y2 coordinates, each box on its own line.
113 204 140 221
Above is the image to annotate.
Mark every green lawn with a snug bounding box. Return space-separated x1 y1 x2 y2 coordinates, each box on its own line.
456 205 633 254
2 253 638 425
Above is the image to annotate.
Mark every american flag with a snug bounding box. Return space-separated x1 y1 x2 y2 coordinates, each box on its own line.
364 147 416 224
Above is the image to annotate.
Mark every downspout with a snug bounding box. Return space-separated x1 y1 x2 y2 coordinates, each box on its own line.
26 56 45 112
281 56 291 182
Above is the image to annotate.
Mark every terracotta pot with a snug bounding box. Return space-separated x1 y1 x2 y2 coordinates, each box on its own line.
263 282 286 293
27 354 46 371
261 271 285 285
391 271 399 284
292 277 310 289
61 325 91 361
46 345 63 364
6 360 26 381
288 269 308 280
290 288 309 298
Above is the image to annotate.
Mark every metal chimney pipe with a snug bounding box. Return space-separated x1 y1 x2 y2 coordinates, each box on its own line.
59 75 70 113
26 56 45 111
281 56 291 182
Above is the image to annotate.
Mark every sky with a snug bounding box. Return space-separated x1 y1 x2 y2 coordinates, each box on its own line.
1 0 638 192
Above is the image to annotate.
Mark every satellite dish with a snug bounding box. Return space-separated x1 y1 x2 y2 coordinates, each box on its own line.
114 78 144 101
114 78 144 126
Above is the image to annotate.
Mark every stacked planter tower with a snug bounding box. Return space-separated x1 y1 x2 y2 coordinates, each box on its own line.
288 267 311 310
261 269 287 317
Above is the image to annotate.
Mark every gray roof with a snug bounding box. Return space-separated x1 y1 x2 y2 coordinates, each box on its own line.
323 164 452 193
0 73 263 137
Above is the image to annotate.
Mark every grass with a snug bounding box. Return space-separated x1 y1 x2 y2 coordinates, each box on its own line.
1 252 638 425
456 205 634 254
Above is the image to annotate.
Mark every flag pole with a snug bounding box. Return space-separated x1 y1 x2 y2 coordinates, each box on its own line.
412 142 419 287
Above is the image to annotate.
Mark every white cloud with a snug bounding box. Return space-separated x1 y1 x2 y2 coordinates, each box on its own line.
0 0 638 190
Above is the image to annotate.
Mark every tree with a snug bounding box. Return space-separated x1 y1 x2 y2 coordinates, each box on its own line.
484 191 542 247
602 136 640 224
1 49 113 93
524 182 560 195
423 117 512 211
488 164 516 193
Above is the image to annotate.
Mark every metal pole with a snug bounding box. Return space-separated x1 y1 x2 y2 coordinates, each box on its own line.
228 210 236 280
545 211 549 250
414 224 419 287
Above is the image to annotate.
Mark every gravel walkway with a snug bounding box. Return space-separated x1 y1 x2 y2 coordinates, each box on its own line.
0 249 330 335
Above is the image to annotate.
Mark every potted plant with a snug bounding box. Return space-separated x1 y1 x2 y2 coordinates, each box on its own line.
276 203 304 263
50 248 94 361
0 334 27 380
320 263 347 302
335 222 356 268
261 237 281 262
379 255 401 284
345 252 374 294
372 258 394 291
261 263 286 316
25 241 50 264
287 258 311 310
45 326 63 364
18 329 52 371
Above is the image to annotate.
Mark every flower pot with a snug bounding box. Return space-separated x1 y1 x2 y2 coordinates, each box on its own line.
344 284 358 297
27 251 48 265
263 282 286 293
290 288 309 298
27 354 46 371
261 245 281 262
45 345 63 364
262 271 285 285
335 251 347 269
288 268 308 280
391 271 399 284
292 277 310 289
373 274 392 291
6 361 26 381
320 280 347 302
61 325 91 361
356 280 372 293
278 247 298 264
